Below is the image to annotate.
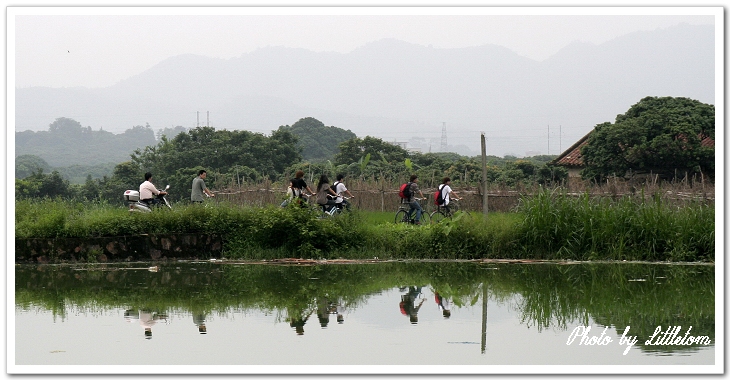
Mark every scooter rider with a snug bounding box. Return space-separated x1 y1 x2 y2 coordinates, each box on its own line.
139 172 167 207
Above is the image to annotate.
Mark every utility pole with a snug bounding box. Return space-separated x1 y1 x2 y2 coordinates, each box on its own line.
197 111 199 128
440 122 447 152
481 132 488 217
547 125 550 155
207 111 210 127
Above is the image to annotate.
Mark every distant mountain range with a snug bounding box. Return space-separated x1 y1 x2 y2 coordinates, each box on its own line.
14 23 714 158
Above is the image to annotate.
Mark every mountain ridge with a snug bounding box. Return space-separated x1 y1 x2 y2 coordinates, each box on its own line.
14 23 714 157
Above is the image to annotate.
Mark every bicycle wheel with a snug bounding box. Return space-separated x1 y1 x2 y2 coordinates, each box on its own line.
419 210 430 225
430 210 448 224
395 209 410 224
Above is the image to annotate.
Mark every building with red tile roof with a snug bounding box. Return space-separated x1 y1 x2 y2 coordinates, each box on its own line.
551 130 714 178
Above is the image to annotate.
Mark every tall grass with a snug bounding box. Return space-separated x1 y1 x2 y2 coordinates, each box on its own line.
516 189 714 261
14 191 714 262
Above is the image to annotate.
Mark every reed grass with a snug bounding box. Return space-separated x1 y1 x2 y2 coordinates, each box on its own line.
14 189 714 262
515 190 714 261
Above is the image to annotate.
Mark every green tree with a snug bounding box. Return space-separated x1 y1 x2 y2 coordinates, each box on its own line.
581 96 714 181
278 117 357 161
16 169 72 198
96 161 143 203
15 155 52 179
81 174 100 201
334 136 408 167
129 127 301 200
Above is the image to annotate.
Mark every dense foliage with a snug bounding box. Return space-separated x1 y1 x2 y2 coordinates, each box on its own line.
277 117 356 161
581 96 715 181
15 190 714 262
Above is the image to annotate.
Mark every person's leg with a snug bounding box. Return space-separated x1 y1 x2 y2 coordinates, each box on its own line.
414 201 423 223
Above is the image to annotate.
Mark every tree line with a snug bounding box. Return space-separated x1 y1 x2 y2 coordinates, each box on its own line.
14 96 714 203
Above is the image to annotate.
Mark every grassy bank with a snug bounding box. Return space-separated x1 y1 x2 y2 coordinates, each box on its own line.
14 190 714 262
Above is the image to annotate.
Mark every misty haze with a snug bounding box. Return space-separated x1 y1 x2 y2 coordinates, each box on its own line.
15 23 714 160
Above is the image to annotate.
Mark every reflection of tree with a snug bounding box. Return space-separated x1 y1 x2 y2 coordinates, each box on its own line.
15 261 714 353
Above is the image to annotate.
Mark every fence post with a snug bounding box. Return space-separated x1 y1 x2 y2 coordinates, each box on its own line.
481 132 488 217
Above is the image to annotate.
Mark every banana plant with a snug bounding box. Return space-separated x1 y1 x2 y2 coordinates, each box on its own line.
358 153 371 173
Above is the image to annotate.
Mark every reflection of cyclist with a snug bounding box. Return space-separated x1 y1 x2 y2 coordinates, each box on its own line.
434 292 452 318
317 297 332 328
289 310 313 336
193 312 207 334
399 286 426 324
336 303 345 324
127 309 167 339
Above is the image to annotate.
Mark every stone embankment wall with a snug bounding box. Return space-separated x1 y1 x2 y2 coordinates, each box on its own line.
15 234 223 264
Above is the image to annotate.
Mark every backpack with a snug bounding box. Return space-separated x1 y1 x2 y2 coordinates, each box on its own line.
330 181 340 195
434 184 445 205
399 182 412 199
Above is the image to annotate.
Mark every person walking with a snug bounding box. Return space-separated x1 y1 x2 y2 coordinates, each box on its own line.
406 175 425 225
191 169 215 203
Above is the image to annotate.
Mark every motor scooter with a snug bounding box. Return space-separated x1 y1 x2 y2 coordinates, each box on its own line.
123 185 171 213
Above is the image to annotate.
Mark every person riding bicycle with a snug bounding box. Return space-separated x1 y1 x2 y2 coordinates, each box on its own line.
315 175 338 211
191 169 215 204
292 170 315 206
139 172 167 207
406 175 425 225
438 177 462 215
332 174 355 210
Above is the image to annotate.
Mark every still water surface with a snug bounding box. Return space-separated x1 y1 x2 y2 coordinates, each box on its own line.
12 261 716 372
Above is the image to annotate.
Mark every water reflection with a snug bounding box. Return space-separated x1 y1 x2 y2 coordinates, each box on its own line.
399 286 426 324
316 297 345 328
434 291 451 318
14 261 715 364
124 309 168 339
193 311 207 334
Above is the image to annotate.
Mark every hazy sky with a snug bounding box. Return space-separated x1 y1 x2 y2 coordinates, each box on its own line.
11 6 714 89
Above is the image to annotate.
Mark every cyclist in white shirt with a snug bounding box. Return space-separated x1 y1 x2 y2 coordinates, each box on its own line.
438 177 461 214
333 174 355 210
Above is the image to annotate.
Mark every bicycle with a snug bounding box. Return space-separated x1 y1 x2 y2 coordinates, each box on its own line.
321 196 352 218
429 198 469 223
394 197 430 225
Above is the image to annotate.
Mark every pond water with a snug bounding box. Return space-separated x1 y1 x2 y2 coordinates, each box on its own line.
11 261 718 374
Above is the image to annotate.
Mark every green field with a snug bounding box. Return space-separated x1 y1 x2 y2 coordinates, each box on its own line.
14 190 714 262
